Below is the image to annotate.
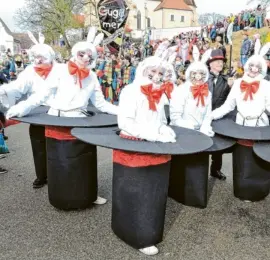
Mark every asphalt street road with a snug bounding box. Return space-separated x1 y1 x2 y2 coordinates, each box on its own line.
0 124 269 260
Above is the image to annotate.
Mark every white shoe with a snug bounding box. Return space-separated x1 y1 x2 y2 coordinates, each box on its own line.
139 246 159 256
0 154 6 159
93 196 107 205
243 200 252 203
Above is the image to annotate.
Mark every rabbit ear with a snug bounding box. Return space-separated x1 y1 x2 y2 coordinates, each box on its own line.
161 49 169 61
87 27 97 43
93 33 104 47
39 32 45 44
154 41 169 58
201 49 212 64
259 42 270 57
168 52 177 64
192 45 200 62
27 31 38 45
254 39 261 55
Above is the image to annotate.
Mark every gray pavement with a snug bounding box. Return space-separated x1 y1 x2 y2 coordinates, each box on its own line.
0 124 269 260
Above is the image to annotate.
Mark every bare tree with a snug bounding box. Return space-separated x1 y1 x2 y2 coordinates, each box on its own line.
14 0 95 49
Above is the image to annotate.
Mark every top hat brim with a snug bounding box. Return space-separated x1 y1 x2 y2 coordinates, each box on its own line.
12 105 117 128
71 126 213 155
207 56 226 64
253 142 270 163
212 114 270 141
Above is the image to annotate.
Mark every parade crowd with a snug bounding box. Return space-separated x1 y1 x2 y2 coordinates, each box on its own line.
1 1 270 254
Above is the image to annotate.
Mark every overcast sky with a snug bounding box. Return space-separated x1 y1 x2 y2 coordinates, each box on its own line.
0 0 261 31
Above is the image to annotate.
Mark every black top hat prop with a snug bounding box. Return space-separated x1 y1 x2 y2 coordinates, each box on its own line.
207 49 225 65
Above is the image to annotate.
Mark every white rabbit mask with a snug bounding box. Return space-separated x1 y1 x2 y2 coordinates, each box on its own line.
71 27 104 69
244 55 267 80
27 31 55 66
185 45 209 85
243 40 267 80
135 56 166 88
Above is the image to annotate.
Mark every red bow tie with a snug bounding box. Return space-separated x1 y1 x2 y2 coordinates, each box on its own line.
191 83 209 107
162 82 174 99
240 80 260 101
68 61 90 88
141 84 165 111
34 64 53 79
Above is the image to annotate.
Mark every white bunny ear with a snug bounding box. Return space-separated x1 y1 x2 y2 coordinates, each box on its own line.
168 52 177 64
39 32 45 44
27 31 38 45
201 49 212 64
254 39 261 55
93 33 104 47
161 49 169 61
154 41 169 58
87 27 97 43
260 42 270 57
192 45 200 62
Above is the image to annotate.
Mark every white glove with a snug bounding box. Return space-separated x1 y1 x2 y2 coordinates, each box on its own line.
175 119 194 130
200 125 215 137
6 104 30 119
156 133 176 143
159 125 176 138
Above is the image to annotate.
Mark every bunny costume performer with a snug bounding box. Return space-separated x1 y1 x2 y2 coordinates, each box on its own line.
0 32 59 189
5 28 118 208
112 54 176 256
44 28 117 208
170 46 214 137
212 52 270 202
211 56 270 127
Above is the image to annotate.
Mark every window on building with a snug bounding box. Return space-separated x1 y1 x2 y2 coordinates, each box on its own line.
147 17 151 28
170 15 175 21
137 11 141 30
181 16 185 22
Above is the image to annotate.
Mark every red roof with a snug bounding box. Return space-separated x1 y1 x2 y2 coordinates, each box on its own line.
154 0 192 11
73 14 85 25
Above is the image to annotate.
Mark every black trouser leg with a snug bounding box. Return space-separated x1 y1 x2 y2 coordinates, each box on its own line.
210 152 222 173
29 125 47 181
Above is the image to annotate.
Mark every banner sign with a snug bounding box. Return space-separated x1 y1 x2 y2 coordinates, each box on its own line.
97 0 129 53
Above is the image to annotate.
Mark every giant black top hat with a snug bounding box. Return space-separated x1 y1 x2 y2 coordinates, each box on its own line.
12 106 117 128
212 113 270 141
71 126 213 155
207 49 225 65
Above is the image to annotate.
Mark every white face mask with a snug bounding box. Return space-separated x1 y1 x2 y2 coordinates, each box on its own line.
190 71 205 85
32 54 51 66
248 62 261 78
76 50 93 68
145 67 164 86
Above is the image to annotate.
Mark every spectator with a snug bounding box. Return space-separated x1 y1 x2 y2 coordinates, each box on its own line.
210 26 217 43
255 4 263 29
240 31 251 66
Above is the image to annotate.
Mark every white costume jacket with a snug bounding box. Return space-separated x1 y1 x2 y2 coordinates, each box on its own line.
170 82 214 136
0 63 60 109
118 82 169 142
212 75 270 127
48 64 118 117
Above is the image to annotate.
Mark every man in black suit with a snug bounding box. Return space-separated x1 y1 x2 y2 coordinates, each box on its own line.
207 49 233 180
